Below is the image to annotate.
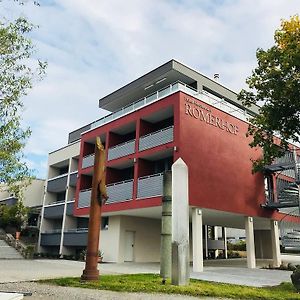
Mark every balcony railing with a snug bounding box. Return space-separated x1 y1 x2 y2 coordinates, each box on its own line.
43 202 65 219
40 230 61 246
137 173 163 199
82 154 95 169
106 179 133 204
91 82 182 130
63 228 88 247
66 201 74 215
78 189 91 208
47 174 68 193
108 139 135 161
88 81 253 133
69 172 78 187
139 126 174 152
0 196 17 206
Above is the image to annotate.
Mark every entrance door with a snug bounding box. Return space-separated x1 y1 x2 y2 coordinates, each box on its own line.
124 231 135 262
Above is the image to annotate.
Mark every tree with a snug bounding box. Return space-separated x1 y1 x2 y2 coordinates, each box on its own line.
0 201 28 231
0 3 47 197
238 15 300 171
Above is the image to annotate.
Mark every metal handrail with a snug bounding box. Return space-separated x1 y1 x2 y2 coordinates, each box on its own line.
107 179 134 187
140 125 174 139
79 188 92 193
82 153 95 159
45 200 65 207
48 173 68 182
90 81 185 130
64 228 88 233
42 229 62 234
109 138 135 150
138 172 164 181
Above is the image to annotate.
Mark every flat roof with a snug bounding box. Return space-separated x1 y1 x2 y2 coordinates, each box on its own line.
98 59 259 115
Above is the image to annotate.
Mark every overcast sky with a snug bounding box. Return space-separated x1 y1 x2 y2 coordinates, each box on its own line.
2 0 299 178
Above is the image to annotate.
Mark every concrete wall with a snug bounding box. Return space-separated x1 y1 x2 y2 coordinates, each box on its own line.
23 179 45 207
48 141 80 167
100 216 121 262
254 230 273 259
99 215 161 263
0 179 45 208
119 216 161 263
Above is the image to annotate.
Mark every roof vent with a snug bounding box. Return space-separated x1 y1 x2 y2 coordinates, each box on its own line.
214 73 220 81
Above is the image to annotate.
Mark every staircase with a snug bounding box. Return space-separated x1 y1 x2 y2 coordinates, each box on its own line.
0 229 23 259
0 240 23 260
263 150 300 209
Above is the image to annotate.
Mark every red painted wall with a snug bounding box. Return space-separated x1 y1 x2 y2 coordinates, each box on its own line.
178 92 273 218
74 89 300 224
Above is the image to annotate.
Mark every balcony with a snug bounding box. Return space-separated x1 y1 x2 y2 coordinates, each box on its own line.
0 196 17 206
106 179 133 204
78 189 91 208
43 202 65 219
108 139 135 161
66 201 74 215
82 154 95 169
137 173 163 199
47 174 68 193
40 230 61 246
63 228 88 247
69 172 78 187
139 126 174 152
91 82 182 130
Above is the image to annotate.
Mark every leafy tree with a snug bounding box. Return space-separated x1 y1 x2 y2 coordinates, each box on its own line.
238 15 300 171
0 2 47 197
0 201 28 231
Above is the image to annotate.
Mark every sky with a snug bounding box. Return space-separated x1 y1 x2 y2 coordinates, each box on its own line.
1 0 300 179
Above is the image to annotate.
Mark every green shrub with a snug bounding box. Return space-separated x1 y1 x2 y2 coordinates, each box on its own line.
24 245 35 259
227 250 241 258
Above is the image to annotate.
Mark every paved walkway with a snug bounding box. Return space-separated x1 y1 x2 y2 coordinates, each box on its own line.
1 256 298 299
0 257 294 287
0 240 23 260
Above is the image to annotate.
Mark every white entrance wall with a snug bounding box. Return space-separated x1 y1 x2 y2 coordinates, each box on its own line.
99 216 121 262
100 215 161 263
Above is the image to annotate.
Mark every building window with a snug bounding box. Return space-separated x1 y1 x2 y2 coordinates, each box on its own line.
101 217 109 230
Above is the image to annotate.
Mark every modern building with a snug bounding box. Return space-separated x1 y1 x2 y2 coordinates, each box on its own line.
0 179 45 227
38 60 300 269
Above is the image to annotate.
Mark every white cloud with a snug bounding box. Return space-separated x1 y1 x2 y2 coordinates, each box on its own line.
2 0 299 178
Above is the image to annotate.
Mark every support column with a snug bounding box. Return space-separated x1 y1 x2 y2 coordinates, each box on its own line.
192 208 203 272
204 225 208 259
222 227 228 259
245 216 256 269
213 226 219 258
270 220 281 268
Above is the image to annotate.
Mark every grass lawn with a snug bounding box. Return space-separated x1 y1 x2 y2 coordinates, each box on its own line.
41 274 300 300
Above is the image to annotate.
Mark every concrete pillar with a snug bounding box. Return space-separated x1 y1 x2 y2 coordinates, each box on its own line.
171 158 189 286
213 226 219 258
192 208 203 272
160 171 172 280
204 225 208 259
270 220 281 268
245 216 256 269
222 227 228 259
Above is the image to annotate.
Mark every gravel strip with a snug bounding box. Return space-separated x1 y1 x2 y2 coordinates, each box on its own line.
0 281 228 300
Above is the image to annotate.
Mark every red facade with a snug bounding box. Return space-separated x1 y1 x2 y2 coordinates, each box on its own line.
74 90 299 223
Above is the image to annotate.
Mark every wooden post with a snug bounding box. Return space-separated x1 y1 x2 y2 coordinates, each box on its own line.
81 137 107 281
